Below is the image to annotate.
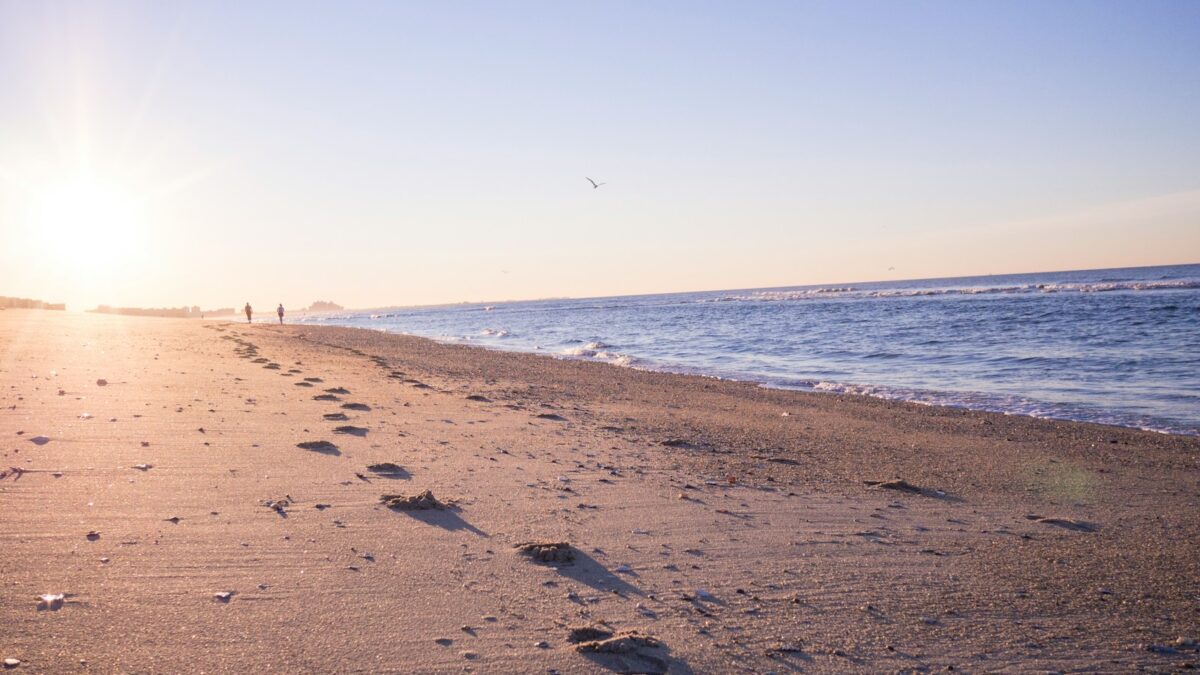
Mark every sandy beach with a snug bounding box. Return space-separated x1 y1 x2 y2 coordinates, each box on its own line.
1 309 1197 673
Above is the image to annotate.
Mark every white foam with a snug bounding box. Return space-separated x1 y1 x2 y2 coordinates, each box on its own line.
718 279 1200 303
797 380 1195 436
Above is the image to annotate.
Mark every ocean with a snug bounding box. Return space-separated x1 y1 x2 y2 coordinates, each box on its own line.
301 264 1200 436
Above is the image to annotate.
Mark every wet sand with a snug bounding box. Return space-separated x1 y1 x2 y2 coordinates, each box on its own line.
1 310 1197 673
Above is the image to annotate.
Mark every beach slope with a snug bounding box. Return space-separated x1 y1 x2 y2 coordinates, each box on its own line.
1 310 1197 672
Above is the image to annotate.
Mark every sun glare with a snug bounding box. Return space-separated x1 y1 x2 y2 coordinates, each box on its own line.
26 178 145 273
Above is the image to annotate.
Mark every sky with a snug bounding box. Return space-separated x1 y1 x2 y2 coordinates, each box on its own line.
1 0 1198 311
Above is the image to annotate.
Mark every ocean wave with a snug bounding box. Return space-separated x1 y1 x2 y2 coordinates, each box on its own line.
712 287 857 302
559 342 637 367
306 264 1200 437
716 279 1200 302
797 381 1196 436
561 341 610 357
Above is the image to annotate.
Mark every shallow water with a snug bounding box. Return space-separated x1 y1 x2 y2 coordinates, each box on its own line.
304 264 1200 436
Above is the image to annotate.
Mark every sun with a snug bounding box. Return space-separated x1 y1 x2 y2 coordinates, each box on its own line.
26 177 145 272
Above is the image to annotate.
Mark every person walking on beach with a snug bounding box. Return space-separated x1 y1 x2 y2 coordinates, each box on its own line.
244 302 252 323
277 303 285 325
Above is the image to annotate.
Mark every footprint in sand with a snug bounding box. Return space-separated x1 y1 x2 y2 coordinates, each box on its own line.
313 394 342 401
1025 515 1097 532
366 462 409 478
294 382 314 387
324 387 350 395
323 412 350 421
297 440 340 455
303 377 323 383
575 633 669 674
341 402 371 411
333 426 368 436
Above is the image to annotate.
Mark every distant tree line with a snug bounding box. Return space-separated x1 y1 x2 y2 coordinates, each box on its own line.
306 300 343 311
0 296 65 310
89 305 235 318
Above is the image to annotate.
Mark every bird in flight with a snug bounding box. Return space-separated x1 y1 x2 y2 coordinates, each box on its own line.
586 177 606 189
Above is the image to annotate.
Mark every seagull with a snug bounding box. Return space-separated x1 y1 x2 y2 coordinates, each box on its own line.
586 177 606 189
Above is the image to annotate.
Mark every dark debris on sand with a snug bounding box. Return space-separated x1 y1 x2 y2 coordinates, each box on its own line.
516 541 576 564
574 632 668 673
575 632 661 654
263 496 293 515
367 462 405 475
380 490 445 510
864 478 923 494
1025 515 1097 532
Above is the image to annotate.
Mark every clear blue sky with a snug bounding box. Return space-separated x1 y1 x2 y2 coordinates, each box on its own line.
1 1 1198 310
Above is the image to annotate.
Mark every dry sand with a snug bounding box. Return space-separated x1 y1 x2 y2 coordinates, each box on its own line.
1 310 1197 673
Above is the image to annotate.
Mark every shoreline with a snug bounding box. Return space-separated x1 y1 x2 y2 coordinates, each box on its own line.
2 310 1197 673
305 318 1200 439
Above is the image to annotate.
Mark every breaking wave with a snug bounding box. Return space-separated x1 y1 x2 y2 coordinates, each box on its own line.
718 279 1200 302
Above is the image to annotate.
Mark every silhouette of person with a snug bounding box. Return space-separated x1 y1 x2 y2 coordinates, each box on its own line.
244 302 252 323
277 303 285 325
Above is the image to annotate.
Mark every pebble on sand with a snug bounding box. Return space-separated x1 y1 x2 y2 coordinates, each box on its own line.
3 658 20 668
36 594 64 611
263 497 292 514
